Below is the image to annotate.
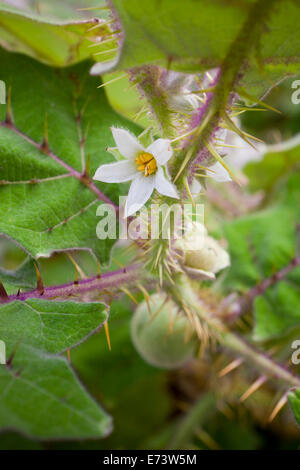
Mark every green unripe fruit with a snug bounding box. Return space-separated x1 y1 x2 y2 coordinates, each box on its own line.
131 293 197 369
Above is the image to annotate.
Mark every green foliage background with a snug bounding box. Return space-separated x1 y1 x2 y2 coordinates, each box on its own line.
0 0 300 450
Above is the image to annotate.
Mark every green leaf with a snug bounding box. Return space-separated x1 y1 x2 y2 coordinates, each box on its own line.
224 207 297 293
0 298 108 354
0 49 140 263
289 389 300 428
0 345 112 440
224 206 300 339
0 257 36 289
111 0 248 70
0 1 115 67
245 136 300 192
253 279 300 340
0 297 111 439
1 0 107 21
247 168 300 340
111 0 300 98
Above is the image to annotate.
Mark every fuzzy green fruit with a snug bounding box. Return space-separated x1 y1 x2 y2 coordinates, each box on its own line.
131 293 197 369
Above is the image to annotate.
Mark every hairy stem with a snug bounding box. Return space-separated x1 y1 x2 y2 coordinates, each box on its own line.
129 65 176 138
171 0 279 189
1 264 142 303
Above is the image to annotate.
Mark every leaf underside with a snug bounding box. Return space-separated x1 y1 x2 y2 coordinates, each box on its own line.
0 0 115 67
111 0 300 98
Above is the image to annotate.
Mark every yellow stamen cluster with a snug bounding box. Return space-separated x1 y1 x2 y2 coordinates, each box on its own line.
136 152 157 176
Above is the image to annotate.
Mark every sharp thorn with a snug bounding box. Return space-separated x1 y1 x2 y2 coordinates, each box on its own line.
88 37 116 48
87 19 114 32
218 358 244 377
195 427 220 450
74 265 78 285
183 177 196 208
0 280 8 302
239 376 267 403
104 321 111 351
97 73 127 88
137 283 151 315
6 339 21 367
84 153 91 178
97 261 101 279
41 114 49 151
148 297 169 324
66 252 86 280
34 262 44 295
268 394 288 423
93 48 119 57
120 287 138 304
5 85 13 126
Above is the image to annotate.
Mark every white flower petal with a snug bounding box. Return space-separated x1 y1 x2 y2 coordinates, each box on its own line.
208 160 232 183
168 94 199 113
147 139 173 165
166 71 190 92
125 174 155 217
93 160 137 183
155 167 179 199
190 178 202 195
226 133 266 170
184 266 216 281
90 58 119 76
111 127 144 160
214 128 229 155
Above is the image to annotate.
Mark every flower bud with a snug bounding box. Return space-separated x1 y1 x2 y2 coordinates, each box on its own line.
175 222 230 280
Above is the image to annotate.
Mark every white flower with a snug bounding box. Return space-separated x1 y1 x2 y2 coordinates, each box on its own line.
175 222 230 280
165 71 200 113
94 128 179 217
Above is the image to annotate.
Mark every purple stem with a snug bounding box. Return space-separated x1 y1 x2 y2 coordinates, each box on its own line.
1 264 141 304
